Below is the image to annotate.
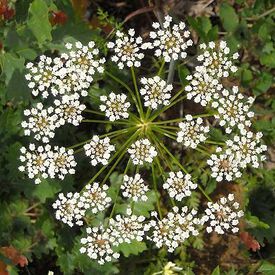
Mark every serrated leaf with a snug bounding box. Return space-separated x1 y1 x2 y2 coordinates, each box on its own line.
32 179 61 203
116 240 147 257
27 0 52 44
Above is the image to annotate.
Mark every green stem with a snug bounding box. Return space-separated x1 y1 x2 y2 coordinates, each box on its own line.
152 118 185 124
83 109 105 116
205 140 225 146
149 95 187 122
109 159 132 220
86 130 139 186
153 133 212 202
105 70 141 115
152 162 162 219
130 67 144 118
157 59 165 76
82 119 131 125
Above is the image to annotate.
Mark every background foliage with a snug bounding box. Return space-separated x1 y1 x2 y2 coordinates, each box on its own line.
0 0 274 274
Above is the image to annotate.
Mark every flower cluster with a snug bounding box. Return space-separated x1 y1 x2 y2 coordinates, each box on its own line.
212 86 254 134
185 70 222 106
140 76 173 109
149 15 193 62
81 183 112 214
146 207 201 252
163 172 197 201
52 192 85 227
128 139 157 165
121 174 149 202
109 209 147 245
84 136 115 166
207 130 267 182
196 41 238 78
19 17 266 265
21 103 57 143
100 93 131 121
19 144 76 184
80 226 120 265
202 194 244 234
53 93 86 126
107 29 148 69
177 115 209 148
25 41 105 98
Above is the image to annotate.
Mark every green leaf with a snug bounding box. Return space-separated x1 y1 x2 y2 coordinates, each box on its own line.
178 65 190 86
245 213 270 229
27 0 52 44
219 3 239 32
258 261 275 275
211 265 220 275
260 53 275 68
0 53 25 85
32 179 61 203
116 240 147 257
253 72 272 95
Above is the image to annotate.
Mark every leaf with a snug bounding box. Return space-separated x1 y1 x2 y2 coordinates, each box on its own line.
245 213 270 229
253 72 272 95
32 179 61 203
116 240 147 257
260 53 275 68
258 261 275 275
0 53 25 85
178 65 190 86
27 0 52 44
211 265 220 275
219 3 239 32
0 246 28 275
239 232 260 252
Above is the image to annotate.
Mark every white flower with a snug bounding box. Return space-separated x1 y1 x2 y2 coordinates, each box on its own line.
207 147 242 182
54 93 86 126
109 209 147 245
84 136 115 166
128 139 157 165
81 182 112 214
25 55 61 98
100 93 130 121
80 226 120 265
19 144 52 184
52 192 85 227
48 146 77 180
197 40 239 78
51 66 90 97
212 86 254 134
226 130 267 168
163 172 197 201
64 40 105 78
147 207 201 252
121 174 149 202
177 115 209 148
202 193 244 234
18 144 76 183
149 15 193 62
107 29 147 69
21 103 58 143
140 76 173 109
185 70 222 106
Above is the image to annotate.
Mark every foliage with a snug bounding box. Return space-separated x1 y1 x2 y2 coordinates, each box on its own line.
0 0 274 274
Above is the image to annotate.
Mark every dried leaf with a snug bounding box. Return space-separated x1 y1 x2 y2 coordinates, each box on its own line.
240 232 261 252
0 246 28 274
